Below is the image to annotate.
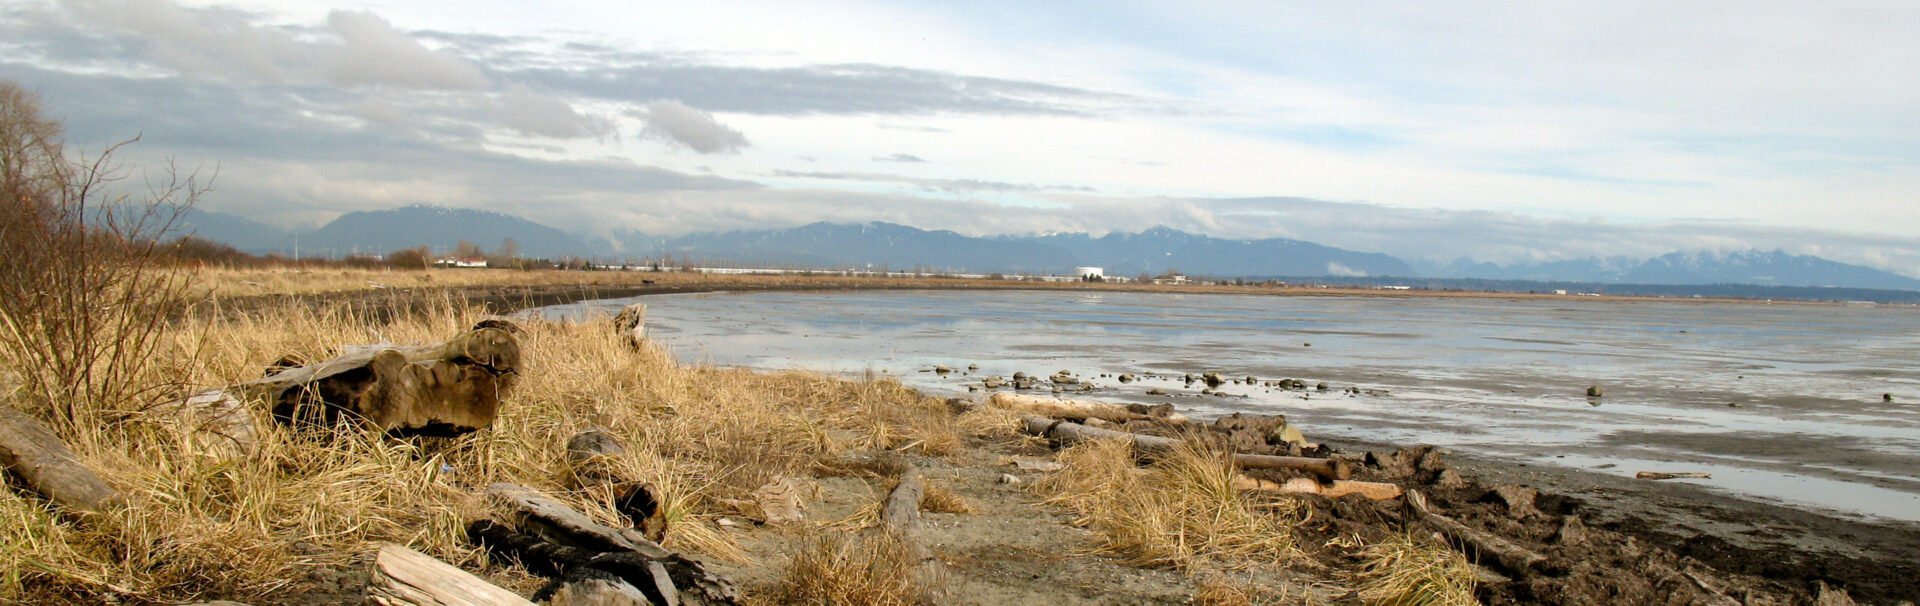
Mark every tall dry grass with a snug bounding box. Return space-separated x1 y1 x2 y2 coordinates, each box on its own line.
0 294 962 603
1354 533 1478 606
1034 438 1302 572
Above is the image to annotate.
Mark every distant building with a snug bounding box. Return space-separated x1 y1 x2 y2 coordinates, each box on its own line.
1075 266 1105 281
436 257 489 268
1152 273 1189 285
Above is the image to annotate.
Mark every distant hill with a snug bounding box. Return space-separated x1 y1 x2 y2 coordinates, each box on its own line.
620 222 1410 278
1025 226 1414 278
1428 249 1920 291
176 209 292 252
626 222 1077 274
298 204 586 258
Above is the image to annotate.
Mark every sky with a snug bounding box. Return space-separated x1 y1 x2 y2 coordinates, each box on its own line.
2 0 1918 274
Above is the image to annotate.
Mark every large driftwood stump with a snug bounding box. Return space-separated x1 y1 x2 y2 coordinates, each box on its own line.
366 544 535 606
1406 489 1546 574
483 483 739 605
613 304 647 348
239 323 522 437
0 407 120 513
1021 416 1351 481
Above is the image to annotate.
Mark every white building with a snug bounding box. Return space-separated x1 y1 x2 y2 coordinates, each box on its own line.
1075 266 1105 281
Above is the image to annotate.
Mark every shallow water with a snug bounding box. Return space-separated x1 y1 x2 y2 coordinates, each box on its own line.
540 290 1920 522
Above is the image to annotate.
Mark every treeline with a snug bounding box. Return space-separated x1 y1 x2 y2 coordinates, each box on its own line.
161 236 609 271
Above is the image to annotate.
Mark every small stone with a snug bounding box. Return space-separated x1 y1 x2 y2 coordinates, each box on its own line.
1552 515 1588 546
1146 388 1167 395
1885 393 1895 403
998 474 1022 486
1586 385 1605 398
1316 382 1329 391
1435 468 1468 488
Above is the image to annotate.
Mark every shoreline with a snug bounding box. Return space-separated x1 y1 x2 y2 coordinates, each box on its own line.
197 274 1920 601
195 269 1889 318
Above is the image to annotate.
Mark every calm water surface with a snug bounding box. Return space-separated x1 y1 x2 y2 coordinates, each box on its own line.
540 290 1920 522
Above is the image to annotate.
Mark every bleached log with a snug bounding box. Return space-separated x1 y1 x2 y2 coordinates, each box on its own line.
990 393 1188 424
365 544 535 606
614 304 647 347
1021 416 1351 481
1230 475 1403 500
238 323 521 437
0 407 120 513
1636 471 1711 480
150 389 257 459
1406 489 1546 574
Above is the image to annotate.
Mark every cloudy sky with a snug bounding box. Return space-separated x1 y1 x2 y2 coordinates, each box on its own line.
3 0 1918 273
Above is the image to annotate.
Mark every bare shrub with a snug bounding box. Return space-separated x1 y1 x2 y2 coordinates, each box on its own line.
0 80 208 430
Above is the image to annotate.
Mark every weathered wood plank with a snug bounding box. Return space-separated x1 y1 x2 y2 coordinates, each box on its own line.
0 406 120 512
365 544 534 606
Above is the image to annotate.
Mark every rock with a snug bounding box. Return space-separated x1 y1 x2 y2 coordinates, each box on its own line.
967 386 979 392
1490 485 1543 519
1587 385 1605 398
750 477 806 524
1013 371 1029 381
1885 393 1895 403
998 474 1022 486
1202 372 1225 387
1146 388 1167 396
982 377 1004 389
967 364 979 370
1011 457 1065 472
1316 382 1329 392
1815 581 1858 606
933 365 953 374
1118 373 1135 383
1244 375 1257 385
1552 515 1589 546
1050 374 1079 385
1212 412 1309 450
1435 468 1468 488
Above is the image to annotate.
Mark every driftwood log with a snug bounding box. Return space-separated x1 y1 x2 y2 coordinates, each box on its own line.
1406 489 1547 574
482 483 738 605
990 393 1186 424
237 323 522 437
1231 475 1404 500
0 407 120 513
1636 471 1711 480
366 543 535 606
563 429 668 542
614 304 648 348
150 390 258 459
878 467 934 564
1021 416 1352 482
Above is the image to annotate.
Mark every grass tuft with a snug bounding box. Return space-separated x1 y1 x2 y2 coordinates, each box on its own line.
764 532 940 606
1355 533 1478 606
1034 438 1301 571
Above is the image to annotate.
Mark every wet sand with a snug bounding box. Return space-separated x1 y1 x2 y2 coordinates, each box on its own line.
537 287 1920 600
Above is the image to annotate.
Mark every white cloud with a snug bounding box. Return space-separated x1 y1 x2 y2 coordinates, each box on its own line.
633 100 747 153
494 85 612 138
324 10 487 90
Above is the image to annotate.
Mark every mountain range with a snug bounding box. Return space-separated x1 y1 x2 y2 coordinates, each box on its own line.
177 204 1920 292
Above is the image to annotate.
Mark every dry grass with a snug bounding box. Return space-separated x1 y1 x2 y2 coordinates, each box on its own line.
762 532 939 606
1192 572 1293 606
0 294 962 603
1354 534 1478 606
920 483 978 514
1034 438 1302 572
